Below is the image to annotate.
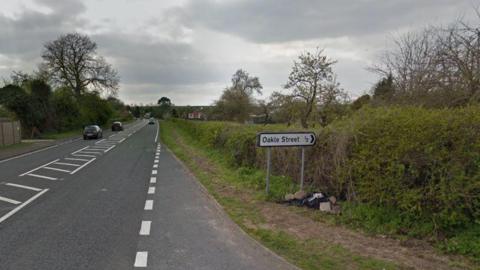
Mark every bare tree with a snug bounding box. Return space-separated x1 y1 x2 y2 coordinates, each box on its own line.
230 69 263 95
42 33 119 96
371 11 480 106
214 69 262 122
284 49 339 128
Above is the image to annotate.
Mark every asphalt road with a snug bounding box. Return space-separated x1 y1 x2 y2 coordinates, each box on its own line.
0 119 296 270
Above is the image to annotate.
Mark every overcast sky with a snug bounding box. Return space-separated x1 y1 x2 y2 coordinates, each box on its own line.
0 0 478 105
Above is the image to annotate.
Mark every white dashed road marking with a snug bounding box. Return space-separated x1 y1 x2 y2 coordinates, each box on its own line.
151 170 157 175
139 221 151 235
150 177 156 184
148 187 155 194
144 200 153 210
134 251 148 267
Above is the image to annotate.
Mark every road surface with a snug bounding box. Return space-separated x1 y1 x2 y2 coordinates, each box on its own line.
0 120 296 270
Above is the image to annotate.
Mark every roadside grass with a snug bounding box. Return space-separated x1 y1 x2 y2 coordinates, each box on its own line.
40 129 81 140
160 121 400 270
0 142 33 151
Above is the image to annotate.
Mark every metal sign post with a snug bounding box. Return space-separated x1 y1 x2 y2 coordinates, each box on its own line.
266 147 271 194
300 146 305 191
257 132 316 194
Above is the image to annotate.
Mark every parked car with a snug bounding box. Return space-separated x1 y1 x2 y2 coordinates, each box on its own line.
148 118 155 125
111 121 123 131
83 125 103 140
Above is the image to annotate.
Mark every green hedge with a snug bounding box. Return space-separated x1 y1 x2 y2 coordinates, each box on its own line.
169 106 480 236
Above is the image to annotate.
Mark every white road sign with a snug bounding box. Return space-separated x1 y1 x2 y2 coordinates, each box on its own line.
257 132 316 147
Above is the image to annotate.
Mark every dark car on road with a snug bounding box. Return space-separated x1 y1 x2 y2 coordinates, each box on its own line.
83 125 103 140
148 118 155 125
111 121 123 131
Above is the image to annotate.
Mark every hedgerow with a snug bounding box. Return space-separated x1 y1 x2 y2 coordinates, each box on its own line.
168 106 480 259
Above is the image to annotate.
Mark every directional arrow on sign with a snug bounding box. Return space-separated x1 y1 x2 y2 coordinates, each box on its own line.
257 132 317 147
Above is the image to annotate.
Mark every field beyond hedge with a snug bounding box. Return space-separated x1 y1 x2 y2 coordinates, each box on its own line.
168 105 480 261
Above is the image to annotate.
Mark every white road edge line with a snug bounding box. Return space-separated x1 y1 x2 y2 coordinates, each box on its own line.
5 183 42 191
148 187 155 194
0 189 49 224
20 159 60 176
70 158 96 174
0 195 21 205
154 121 159 143
134 251 148 268
139 221 151 235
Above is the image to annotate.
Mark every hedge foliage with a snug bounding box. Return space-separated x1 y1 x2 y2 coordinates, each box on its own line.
170 105 480 236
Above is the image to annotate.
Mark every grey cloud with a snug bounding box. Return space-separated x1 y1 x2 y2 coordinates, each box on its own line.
94 33 222 86
0 0 85 59
172 0 471 43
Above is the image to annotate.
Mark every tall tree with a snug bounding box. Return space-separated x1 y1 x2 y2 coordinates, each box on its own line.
42 33 119 96
284 49 339 128
157 97 171 106
214 69 263 122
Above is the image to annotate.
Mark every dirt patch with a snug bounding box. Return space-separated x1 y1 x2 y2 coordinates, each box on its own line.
171 129 473 270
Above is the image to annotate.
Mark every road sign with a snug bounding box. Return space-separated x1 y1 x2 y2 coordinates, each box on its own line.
257 132 316 147
257 132 316 194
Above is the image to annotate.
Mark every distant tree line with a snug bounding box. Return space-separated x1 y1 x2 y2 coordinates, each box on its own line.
0 33 130 138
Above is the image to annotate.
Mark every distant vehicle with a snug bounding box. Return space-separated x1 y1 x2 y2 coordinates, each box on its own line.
148 118 155 125
111 121 123 131
83 125 103 140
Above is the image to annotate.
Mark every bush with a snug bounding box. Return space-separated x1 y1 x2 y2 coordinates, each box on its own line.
169 105 480 240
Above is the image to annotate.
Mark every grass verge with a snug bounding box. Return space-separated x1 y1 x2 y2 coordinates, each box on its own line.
0 142 33 151
40 129 81 140
160 121 401 270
